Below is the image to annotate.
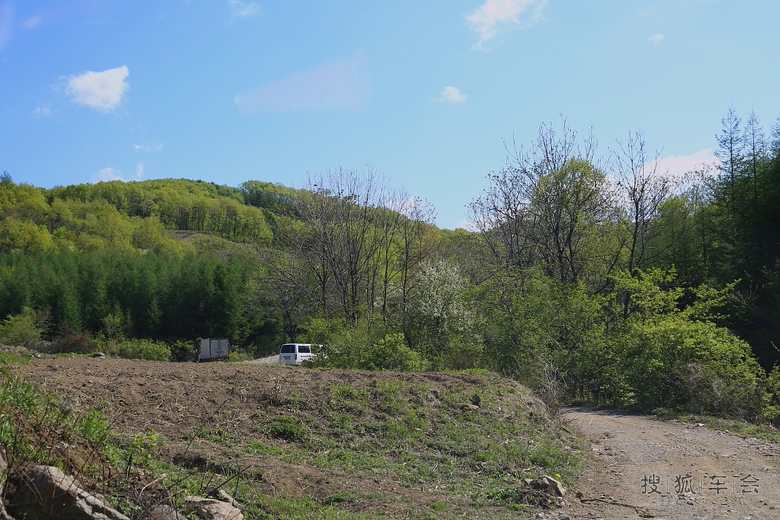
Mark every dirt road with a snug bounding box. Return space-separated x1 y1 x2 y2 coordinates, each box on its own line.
558 408 780 519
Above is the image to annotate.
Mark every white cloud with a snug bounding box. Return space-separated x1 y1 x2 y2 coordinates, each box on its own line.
649 33 665 46
66 65 129 112
655 148 718 181
33 104 53 117
434 86 467 103
133 142 164 152
228 0 261 18
92 163 145 183
466 0 547 49
93 167 124 183
234 49 370 113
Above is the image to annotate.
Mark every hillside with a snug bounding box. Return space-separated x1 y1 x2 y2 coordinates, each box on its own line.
9 357 585 519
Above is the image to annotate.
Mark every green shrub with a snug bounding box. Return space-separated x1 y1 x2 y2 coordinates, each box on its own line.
112 339 171 361
355 333 429 372
169 340 196 362
620 317 764 420
0 307 42 346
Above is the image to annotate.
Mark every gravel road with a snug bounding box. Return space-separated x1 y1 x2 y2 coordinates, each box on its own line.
557 408 780 519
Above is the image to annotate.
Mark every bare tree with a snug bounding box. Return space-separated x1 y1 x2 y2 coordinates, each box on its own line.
611 131 671 274
297 167 388 325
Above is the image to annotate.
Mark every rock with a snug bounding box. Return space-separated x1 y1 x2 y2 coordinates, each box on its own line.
184 496 243 520
212 490 241 509
470 394 481 406
7 464 130 520
147 504 186 520
539 475 566 497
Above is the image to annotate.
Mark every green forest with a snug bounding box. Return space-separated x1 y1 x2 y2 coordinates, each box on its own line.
3 110 780 423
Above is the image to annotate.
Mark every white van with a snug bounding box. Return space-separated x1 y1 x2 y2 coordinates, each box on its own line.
279 343 316 365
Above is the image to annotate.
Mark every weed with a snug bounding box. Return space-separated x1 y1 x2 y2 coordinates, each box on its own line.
428 501 447 511
187 426 233 443
326 383 367 414
264 416 308 441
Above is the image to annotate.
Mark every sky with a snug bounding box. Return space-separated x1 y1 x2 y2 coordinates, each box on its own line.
1 0 779 230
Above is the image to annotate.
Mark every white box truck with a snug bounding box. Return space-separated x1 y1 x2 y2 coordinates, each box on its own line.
199 338 229 361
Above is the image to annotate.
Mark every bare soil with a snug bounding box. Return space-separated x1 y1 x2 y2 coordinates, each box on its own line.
12 356 780 519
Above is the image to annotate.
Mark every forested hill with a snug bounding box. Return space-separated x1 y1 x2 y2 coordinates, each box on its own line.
0 177 305 252
0 172 444 355
3 111 780 423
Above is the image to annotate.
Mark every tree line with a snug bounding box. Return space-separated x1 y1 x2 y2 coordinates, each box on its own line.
2 109 780 423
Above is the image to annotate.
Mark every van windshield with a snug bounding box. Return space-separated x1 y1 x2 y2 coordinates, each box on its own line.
280 344 295 354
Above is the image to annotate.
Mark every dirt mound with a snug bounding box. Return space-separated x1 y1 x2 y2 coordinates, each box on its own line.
14 357 575 519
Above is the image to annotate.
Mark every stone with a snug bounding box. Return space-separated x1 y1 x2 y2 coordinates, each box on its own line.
539 475 566 497
147 504 186 520
7 464 130 520
184 496 243 520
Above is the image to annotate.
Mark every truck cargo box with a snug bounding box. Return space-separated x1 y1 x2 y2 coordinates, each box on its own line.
199 338 229 361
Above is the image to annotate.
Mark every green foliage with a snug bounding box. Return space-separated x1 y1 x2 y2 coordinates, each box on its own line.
111 339 171 361
340 333 429 372
763 365 780 424
0 307 42 346
619 317 764 418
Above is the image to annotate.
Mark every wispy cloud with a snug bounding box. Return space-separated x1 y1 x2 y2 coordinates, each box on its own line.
22 15 41 29
133 142 163 152
33 104 53 117
466 0 547 49
92 164 145 183
649 33 665 46
66 65 129 112
433 86 467 103
234 49 370 113
228 0 261 18
93 167 123 183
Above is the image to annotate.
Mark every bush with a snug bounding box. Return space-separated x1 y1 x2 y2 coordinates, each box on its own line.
50 332 95 354
112 339 171 361
620 317 764 420
0 308 42 346
354 333 429 372
169 340 196 362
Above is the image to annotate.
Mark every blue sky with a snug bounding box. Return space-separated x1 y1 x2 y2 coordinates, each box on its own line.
1 0 779 229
